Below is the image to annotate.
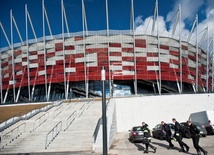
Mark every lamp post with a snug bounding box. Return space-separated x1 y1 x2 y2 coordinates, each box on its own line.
101 66 107 155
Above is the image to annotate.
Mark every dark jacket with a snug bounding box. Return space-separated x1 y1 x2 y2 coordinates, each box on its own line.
188 124 200 137
174 121 182 134
162 123 172 135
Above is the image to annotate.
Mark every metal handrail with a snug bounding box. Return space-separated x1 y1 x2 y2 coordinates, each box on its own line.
45 121 62 149
66 99 79 111
64 110 77 131
30 112 49 132
1 123 26 149
93 118 102 142
53 105 63 119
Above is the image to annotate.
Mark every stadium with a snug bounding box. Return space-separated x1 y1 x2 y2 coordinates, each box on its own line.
0 0 214 103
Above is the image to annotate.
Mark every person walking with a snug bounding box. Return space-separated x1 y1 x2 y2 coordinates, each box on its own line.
187 121 208 155
172 118 189 152
161 121 174 149
142 122 157 153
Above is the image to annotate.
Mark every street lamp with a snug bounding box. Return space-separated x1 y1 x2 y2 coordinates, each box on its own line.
101 66 107 155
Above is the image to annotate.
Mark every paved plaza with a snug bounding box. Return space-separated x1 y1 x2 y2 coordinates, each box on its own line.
108 132 214 155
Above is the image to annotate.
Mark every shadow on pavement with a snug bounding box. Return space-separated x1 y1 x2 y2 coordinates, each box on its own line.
134 143 145 151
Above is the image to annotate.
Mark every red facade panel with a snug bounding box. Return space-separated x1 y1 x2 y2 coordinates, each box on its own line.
135 39 146 48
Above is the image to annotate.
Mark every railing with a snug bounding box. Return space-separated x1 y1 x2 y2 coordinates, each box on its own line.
1 123 26 149
93 118 102 142
64 110 77 131
66 99 79 111
30 112 49 132
53 105 63 119
78 99 94 117
45 121 62 149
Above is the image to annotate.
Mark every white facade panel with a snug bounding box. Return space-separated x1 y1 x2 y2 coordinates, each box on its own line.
170 63 179 68
38 70 46 76
46 41 55 49
121 43 133 48
37 50 44 55
65 50 75 55
22 61 28 66
160 49 169 54
75 57 84 63
160 55 169 63
29 63 38 68
22 53 27 58
75 45 84 54
65 67 76 73
46 60 56 66
122 52 134 57
201 74 206 80
16 70 22 75
147 66 159 70
188 59 196 68
170 55 179 60
47 48 55 53
122 70 134 75
135 47 146 52
86 61 97 67
169 40 179 48
188 74 195 80
4 73 9 78
29 55 38 60
135 52 147 57
110 65 122 71
146 48 158 53
55 51 64 56
14 58 22 63
86 53 97 62
122 61 134 66
109 47 121 52
147 57 158 62
64 38 75 46
109 56 122 61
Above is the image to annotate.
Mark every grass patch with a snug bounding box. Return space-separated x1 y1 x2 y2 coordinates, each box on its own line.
0 104 48 124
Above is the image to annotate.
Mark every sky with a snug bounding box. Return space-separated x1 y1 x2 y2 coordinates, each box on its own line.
0 0 214 49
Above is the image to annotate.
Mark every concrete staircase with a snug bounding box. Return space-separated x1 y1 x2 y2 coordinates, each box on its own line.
0 99 102 154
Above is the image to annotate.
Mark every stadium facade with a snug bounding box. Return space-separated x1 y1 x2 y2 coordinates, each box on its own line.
0 0 214 103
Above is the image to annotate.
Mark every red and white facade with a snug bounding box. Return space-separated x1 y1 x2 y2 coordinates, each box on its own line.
0 0 213 103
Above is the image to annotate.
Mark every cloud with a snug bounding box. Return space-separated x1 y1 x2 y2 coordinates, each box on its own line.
134 0 214 48
135 16 169 37
166 0 204 22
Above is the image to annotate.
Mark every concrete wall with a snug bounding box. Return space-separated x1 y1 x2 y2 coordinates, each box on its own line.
115 93 214 132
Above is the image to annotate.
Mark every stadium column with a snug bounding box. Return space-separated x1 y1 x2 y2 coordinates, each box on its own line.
11 10 16 103
106 0 111 97
212 35 214 92
156 0 161 95
61 0 68 100
206 27 209 92
82 0 88 99
42 0 48 101
131 0 137 95
25 4 31 101
179 5 182 93
196 14 199 92
0 50 2 103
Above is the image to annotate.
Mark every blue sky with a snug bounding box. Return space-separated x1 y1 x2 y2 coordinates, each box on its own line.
0 0 213 48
